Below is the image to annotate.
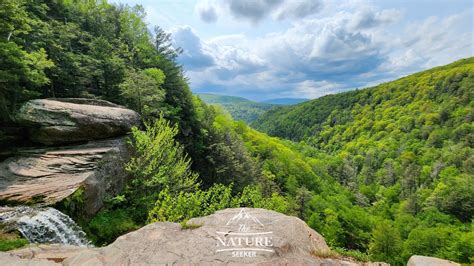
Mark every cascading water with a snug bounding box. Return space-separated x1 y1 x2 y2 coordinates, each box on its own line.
0 206 92 247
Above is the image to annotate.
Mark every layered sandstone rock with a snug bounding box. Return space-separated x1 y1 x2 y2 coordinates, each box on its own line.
15 98 140 145
0 138 129 216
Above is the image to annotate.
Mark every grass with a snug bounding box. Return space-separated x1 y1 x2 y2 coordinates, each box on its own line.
333 247 371 262
311 247 371 262
0 232 29 251
180 221 203 230
310 249 340 259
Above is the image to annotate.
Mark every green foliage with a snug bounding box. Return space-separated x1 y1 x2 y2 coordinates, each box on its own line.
148 184 237 223
4 1 472 264
333 247 371 262
0 232 28 251
251 58 474 264
191 97 260 191
0 0 199 149
369 220 403 265
119 68 166 120
125 118 199 194
401 225 467 262
148 183 290 223
84 209 139 246
431 173 474 222
180 221 203 230
54 187 86 224
198 93 275 123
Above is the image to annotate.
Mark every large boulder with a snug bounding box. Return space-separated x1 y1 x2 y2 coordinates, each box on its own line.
15 98 140 145
407 255 460 266
0 137 129 217
3 208 389 265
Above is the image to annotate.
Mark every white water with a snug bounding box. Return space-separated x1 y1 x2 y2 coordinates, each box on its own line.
0 206 91 246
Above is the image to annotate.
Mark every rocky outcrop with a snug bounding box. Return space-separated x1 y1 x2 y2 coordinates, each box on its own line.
0 252 57 266
3 208 389 265
407 255 460 266
0 137 129 217
15 98 140 145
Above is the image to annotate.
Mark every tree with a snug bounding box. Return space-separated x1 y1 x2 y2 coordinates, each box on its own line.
125 117 198 195
431 172 474 222
123 116 199 223
153 26 182 60
369 220 402 265
0 0 53 121
119 68 166 120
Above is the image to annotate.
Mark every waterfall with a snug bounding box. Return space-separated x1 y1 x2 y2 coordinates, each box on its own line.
0 206 92 247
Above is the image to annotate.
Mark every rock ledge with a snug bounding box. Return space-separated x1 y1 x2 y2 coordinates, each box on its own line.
4 208 388 265
15 98 140 145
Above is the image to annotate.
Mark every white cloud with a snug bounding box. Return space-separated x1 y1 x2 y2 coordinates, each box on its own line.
171 26 215 70
380 9 473 74
179 3 473 100
348 8 402 30
292 80 342 98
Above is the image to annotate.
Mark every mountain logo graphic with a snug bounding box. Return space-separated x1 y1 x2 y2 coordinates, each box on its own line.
215 209 274 257
226 208 264 228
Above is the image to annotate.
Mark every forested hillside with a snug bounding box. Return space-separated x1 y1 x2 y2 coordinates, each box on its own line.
252 58 474 263
1 0 472 265
198 93 275 123
0 0 257 187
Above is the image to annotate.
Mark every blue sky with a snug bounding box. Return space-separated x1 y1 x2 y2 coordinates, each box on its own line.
112 0 473 101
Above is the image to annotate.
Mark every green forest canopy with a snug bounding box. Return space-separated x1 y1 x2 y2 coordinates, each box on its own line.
197 93 275 123
0 0 472 265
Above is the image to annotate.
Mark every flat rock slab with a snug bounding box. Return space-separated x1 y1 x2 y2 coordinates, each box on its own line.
0 252 58 266
0 138 128 213
15 98 140 145
407 255 460 266
9 244 89 263
4 208 388 265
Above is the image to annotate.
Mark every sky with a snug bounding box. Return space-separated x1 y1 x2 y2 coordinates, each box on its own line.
111 0 474 101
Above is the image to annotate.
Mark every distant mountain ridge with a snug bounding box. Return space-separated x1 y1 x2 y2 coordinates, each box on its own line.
196 93 275 123
252 57 474 143
196 94 308 123
261 98 309 105
197 93 252 104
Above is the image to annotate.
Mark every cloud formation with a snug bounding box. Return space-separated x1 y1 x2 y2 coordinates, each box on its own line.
195 1 218 23
171 26 214 70
349 8 401 30
274 0 323 21
181 2 473 100
195 0 324 24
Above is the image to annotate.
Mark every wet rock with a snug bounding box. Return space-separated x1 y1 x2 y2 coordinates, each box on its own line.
0 207 91 246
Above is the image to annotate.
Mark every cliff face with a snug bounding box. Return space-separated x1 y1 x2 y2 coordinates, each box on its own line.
4 208 389 266
0 98 139 217
0 138 129 217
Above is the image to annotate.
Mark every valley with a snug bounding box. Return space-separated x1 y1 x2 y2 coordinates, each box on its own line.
0 0 472 265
